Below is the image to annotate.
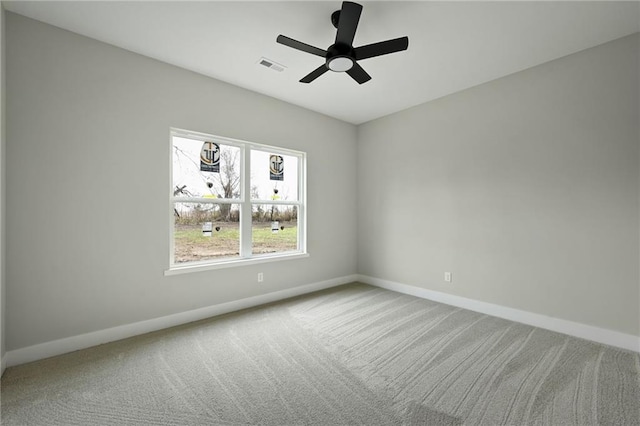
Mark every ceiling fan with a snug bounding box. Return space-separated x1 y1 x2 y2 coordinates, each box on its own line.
276 1 409 84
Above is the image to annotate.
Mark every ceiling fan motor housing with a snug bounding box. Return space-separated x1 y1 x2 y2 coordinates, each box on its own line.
331 10 341 28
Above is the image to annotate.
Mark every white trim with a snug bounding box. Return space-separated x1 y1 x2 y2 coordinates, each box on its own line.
165 252 309 275
5 274 357 368
248 199 303 206
358 275 640 353
168 128 176 265
173 197 243 205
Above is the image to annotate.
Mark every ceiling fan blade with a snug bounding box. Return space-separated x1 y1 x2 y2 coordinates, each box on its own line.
300 64 329 83
277 35 327 58
346 63 371 84
335 2 362 46
354 37 409 61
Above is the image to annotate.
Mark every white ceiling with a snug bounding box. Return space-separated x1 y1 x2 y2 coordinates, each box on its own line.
5 1 639 124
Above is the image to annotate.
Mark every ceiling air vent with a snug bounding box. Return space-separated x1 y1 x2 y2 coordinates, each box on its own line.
258 57 286 72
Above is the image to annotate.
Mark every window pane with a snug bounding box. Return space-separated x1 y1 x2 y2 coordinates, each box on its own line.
173 136 241 200
174 202 240 263
250 150 298 201
252 205 298 255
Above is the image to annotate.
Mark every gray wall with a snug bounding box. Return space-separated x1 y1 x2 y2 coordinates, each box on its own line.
5 11 639 355
6 13 357 351
358 34 640 336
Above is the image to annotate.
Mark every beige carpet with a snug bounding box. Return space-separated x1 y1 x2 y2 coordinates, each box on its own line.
2 283 639 425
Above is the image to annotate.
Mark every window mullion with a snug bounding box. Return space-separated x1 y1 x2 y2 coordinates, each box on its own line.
240 146 252 258
172 197 240 204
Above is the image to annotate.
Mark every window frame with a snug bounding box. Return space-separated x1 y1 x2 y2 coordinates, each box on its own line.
166 128 307 275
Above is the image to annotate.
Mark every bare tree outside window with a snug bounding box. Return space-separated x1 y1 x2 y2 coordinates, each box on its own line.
217 149 240 221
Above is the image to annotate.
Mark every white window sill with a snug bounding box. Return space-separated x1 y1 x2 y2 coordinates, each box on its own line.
164 252 310 276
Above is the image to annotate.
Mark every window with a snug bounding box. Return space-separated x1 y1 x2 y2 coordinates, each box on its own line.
169 128 306 273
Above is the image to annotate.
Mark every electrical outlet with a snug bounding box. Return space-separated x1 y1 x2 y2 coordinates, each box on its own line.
257 272 264 282
444 272 452 283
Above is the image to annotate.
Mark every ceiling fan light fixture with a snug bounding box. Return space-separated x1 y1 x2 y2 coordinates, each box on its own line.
327 56 354 72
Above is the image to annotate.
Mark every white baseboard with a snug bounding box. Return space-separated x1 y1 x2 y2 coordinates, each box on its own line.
358 275 640 353
6 275 357 368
